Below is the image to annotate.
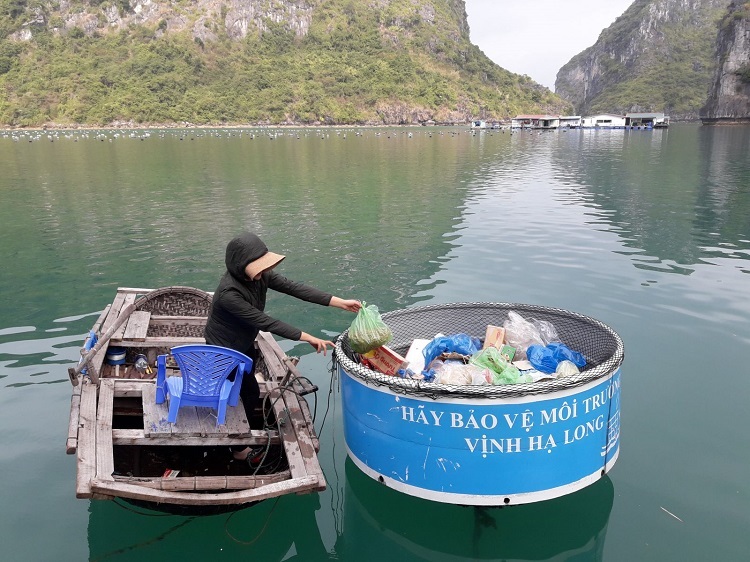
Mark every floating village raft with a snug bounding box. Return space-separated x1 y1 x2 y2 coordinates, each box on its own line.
67 286 325 507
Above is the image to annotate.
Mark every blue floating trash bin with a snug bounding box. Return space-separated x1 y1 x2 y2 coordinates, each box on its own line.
334 302 624 506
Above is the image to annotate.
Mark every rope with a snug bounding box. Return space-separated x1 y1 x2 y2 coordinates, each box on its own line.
91 514 196 561
224 498 281 545
322 362 344 536
111 497 177 516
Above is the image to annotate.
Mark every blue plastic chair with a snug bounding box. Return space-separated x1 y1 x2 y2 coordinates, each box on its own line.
155 344 253 425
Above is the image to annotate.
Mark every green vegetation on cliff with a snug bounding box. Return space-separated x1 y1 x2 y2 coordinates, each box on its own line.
556 0 727 119
0 0 570 127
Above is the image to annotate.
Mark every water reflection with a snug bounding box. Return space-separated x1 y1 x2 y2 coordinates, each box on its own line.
551 126 750 274
86 494 325 561
0 312 100 385
84 458 613 561
334 459 614 561
2 125 749 560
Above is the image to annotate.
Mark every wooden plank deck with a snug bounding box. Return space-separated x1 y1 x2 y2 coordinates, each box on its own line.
141 383 252 437
121 310 150 341
95 379 115 482
75 380 98 498
112 293 136 340
84 377 323 502
256 332 326 492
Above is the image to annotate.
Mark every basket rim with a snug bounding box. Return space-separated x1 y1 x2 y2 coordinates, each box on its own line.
334 301 624 398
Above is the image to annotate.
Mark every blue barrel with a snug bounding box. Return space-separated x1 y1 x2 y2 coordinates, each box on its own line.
334 303 624 506
105 346 127 365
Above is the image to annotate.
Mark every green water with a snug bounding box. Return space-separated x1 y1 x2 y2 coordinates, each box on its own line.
1 125 748 561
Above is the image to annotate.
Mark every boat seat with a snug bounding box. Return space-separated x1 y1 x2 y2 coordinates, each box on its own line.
155 344 253 426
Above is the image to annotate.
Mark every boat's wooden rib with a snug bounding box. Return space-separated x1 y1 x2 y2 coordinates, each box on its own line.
66 384 81 454
69 287 326 508
112 470 291 490
111 429 280 447
114 336 205 347
90 476 320 506
147 315 208 327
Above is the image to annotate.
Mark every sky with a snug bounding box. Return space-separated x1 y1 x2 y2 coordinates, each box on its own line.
464 0 635 91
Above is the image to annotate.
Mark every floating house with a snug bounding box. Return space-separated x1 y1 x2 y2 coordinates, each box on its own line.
511 115 561 130
470 119 487 129
580 114 627 129
625 113 670 128
559 116 582 129
504 113 668 131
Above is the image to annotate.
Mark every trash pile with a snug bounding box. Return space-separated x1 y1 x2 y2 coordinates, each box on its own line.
347 306 586 386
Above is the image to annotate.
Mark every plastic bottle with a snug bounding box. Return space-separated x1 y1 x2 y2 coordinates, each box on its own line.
134 354 148 374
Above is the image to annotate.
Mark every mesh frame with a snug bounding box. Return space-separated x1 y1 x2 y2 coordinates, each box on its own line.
334 302 624 399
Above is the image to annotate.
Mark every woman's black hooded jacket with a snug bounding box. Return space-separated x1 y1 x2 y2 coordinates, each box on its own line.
204 233 332 356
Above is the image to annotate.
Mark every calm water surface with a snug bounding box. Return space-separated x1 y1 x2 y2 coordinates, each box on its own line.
1 125 749 561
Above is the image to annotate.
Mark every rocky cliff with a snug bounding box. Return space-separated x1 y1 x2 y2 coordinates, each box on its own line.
701 1 750 123
0 0 568 127
555 0 729 119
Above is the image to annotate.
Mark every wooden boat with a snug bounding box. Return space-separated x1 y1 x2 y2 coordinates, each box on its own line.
66 286 325 509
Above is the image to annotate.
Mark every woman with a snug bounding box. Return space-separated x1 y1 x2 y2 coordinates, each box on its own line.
204 231 360 464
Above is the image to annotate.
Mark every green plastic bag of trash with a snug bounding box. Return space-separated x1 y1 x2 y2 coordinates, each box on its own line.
348 302 393 354
469 347 531 385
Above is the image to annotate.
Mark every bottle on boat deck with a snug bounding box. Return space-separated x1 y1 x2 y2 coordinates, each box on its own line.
134 354 149 375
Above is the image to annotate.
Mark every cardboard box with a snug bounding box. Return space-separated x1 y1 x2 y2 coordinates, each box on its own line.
483 325 506 350
363 346 409 376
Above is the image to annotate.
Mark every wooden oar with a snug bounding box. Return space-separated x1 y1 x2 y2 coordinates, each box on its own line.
68 298 144 386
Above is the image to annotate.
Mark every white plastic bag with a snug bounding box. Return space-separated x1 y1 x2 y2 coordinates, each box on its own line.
434 361 474 385
503 311 545 360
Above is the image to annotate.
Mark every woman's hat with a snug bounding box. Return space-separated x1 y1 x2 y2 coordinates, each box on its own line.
245 250 285 278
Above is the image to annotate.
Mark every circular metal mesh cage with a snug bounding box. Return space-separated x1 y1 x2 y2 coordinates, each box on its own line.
334 302 624 399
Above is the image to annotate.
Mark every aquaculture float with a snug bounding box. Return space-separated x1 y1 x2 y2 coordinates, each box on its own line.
333 303 623 506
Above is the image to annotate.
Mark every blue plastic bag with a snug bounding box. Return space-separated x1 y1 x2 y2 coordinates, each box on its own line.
422 334 481 368
548 342 586 368
527 343 586 374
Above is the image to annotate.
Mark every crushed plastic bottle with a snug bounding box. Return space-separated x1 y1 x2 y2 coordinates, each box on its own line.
134 354 149 374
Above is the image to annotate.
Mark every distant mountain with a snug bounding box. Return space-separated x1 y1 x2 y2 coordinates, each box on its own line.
555 0 729 119
701 1 750 123
0 0 571 127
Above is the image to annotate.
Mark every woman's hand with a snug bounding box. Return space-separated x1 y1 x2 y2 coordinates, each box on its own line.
300 332 335 355
329 297 362 313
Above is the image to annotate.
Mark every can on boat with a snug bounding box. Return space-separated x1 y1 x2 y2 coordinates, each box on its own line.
333 302 624 506
105 346 127 365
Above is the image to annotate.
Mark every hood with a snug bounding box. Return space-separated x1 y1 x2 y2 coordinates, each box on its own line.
224 232 269 281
